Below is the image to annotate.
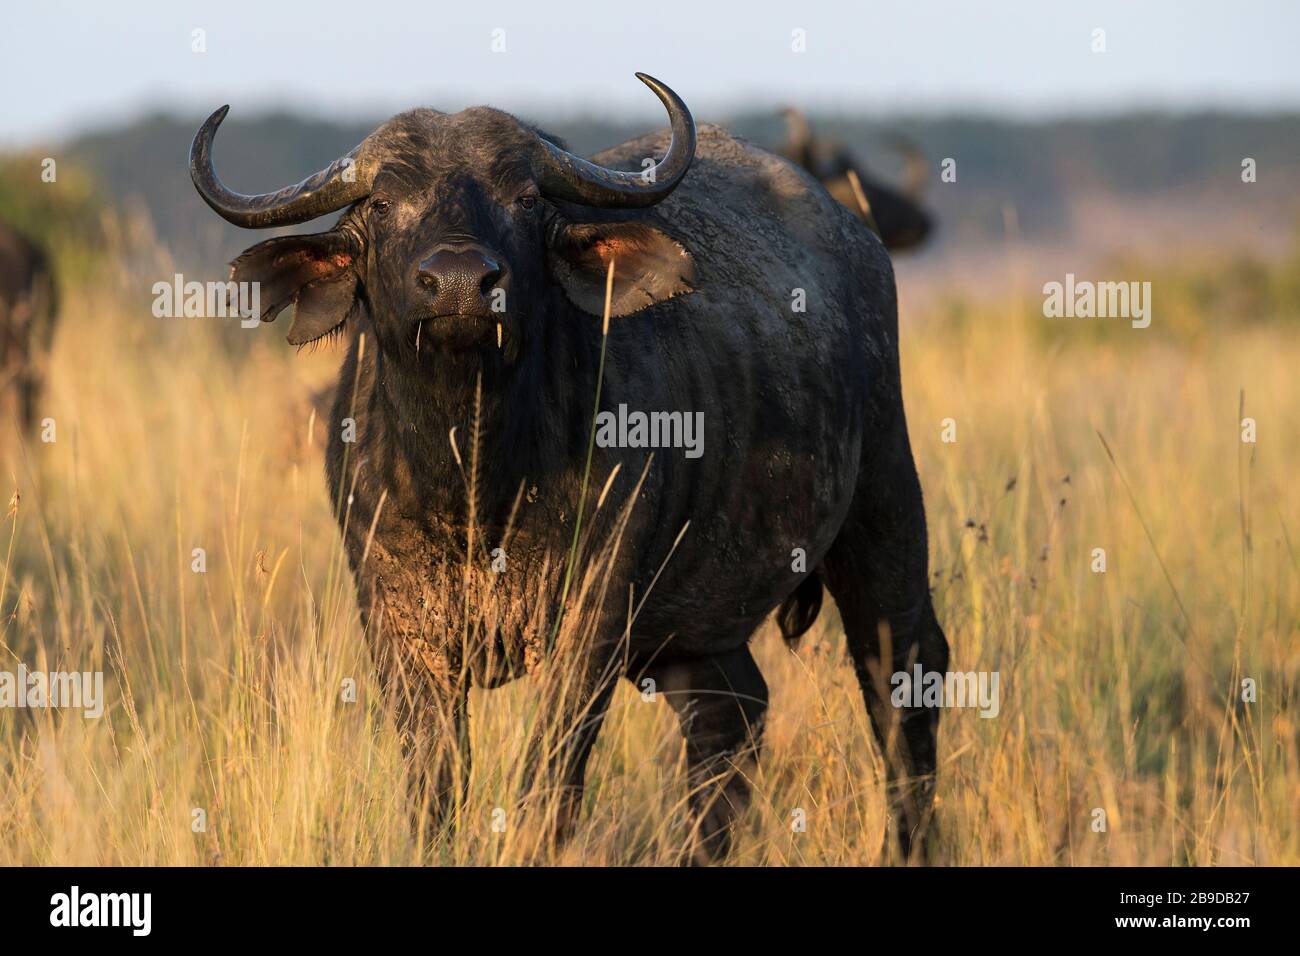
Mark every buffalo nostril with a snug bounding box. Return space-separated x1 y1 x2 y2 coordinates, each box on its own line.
479 261 503 296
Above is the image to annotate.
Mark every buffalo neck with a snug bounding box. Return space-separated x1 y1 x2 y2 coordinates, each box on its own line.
363 314 599 524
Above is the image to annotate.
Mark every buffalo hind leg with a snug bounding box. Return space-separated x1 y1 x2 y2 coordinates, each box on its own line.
634 645 768 863
821 434 949 862
838 595 948 862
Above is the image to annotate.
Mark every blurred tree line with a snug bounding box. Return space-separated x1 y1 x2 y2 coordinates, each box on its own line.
34 107 1296 270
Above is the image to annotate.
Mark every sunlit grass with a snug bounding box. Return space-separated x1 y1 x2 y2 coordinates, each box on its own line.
0 237 1296 865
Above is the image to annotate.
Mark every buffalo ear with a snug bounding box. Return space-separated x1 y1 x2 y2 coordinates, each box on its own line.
230 231 360 346
549 221 695 318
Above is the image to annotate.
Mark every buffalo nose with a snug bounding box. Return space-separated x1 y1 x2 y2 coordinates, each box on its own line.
417 246 505 314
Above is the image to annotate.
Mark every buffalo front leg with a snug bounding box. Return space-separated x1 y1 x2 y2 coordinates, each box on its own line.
518 646 622 849
633 645 769 863
367 624 471 844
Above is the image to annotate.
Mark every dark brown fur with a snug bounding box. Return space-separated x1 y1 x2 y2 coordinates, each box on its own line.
0 219 57 433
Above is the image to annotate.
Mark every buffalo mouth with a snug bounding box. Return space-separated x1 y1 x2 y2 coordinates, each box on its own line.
411 312 506 352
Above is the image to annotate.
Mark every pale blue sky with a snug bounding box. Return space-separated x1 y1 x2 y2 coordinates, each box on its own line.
2 0 1298 145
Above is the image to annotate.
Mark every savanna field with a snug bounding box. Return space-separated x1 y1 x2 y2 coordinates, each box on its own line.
1 213 1297 866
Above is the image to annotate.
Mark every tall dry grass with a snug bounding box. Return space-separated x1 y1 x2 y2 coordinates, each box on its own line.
0 232 1296 865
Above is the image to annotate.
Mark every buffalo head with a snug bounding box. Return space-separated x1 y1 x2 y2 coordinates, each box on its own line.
191 73 697 364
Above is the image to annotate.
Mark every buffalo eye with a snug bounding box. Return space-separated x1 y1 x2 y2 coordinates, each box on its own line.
517 194 537 212
370 198 392 216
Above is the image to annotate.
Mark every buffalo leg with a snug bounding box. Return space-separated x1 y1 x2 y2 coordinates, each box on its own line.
386 655 471 843
634 645 768 863
362 597 471 843
820 429 949 862
520 650 621 846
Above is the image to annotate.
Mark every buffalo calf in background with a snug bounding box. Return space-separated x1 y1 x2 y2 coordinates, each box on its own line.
780 107 933 253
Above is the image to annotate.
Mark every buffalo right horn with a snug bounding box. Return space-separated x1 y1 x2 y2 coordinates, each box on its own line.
190 106 380 228
532 73 696 209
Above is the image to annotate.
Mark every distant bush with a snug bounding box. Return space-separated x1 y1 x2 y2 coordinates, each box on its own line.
0 152 107 282
1026 230 1300 347
1126 241 1298 337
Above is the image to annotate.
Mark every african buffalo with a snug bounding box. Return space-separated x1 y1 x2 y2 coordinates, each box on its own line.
779 107 933 252
190 74 948 861
0 218 57 433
